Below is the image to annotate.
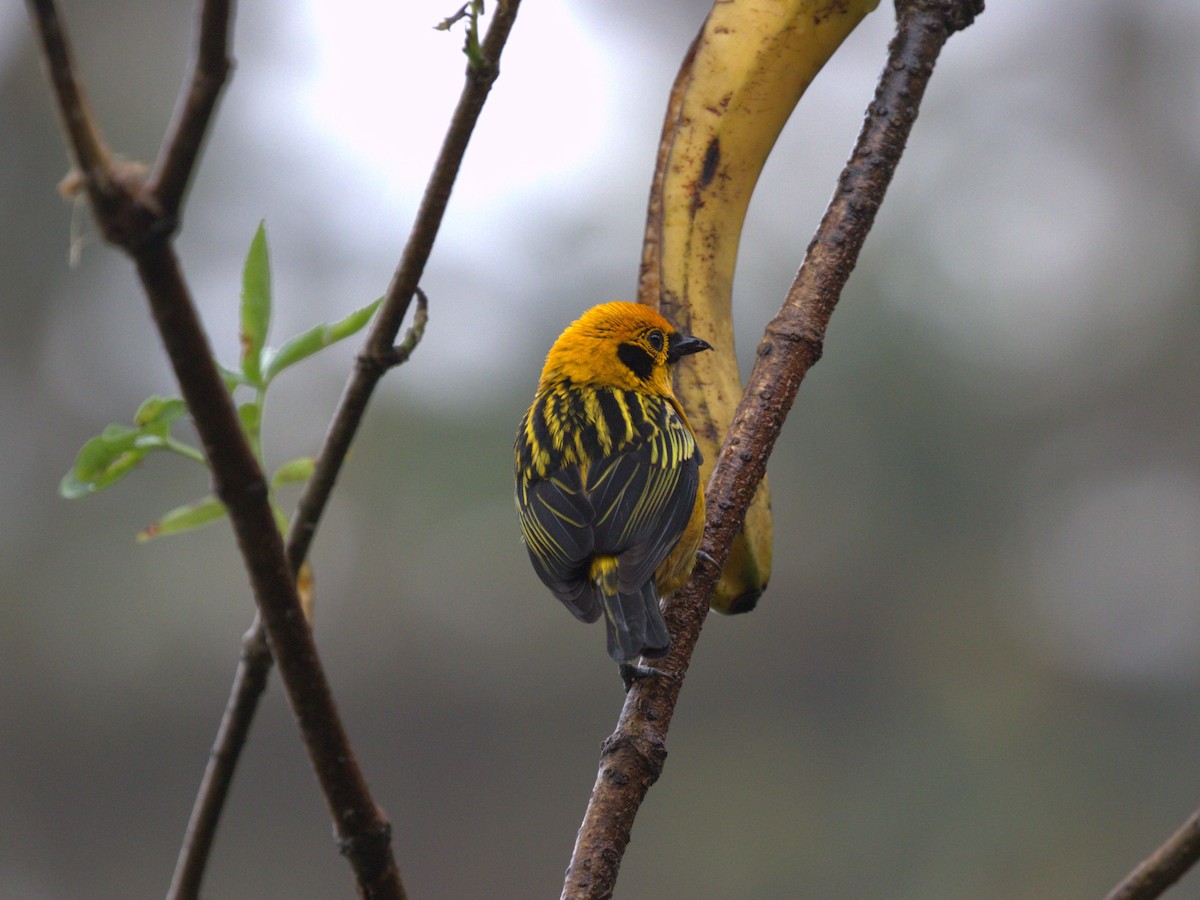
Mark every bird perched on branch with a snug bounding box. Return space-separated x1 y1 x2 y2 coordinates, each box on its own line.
515 302 711 687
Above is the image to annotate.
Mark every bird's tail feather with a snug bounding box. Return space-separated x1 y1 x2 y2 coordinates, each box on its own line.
590 556 670 663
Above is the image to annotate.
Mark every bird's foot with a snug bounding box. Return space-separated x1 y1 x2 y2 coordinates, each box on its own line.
695 549 718 568
619 662 662 692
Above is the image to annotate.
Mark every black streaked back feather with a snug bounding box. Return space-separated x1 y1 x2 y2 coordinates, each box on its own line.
515 384 701 661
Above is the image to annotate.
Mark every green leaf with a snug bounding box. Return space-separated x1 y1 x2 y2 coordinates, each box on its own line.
60 426 147 499
134 395 187 433
237 401 261 435
218 363 249 392
269 500 291 537
263 296 383 384
132 433 170 451
271 456 315 488
240 221 271 387
237 401 262 459
137 495 227 542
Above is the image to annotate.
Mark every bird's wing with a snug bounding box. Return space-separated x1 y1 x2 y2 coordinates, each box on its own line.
585 409 700 594
517 466 599 622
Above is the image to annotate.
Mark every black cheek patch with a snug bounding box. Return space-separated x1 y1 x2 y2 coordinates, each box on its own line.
617 342 655 381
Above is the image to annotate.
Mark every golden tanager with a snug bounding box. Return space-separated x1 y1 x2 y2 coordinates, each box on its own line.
514 302 711 686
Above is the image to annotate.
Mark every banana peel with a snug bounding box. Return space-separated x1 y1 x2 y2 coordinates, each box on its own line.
640 0 880 614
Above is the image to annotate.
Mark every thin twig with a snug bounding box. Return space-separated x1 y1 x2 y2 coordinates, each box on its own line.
167 621 271 900
169 2 522 895
561 1 984 896
27 2 405 897
289 0 522 568
360 287 430 374
148 0 234 221
26 0 109 177
1104 808 1200 900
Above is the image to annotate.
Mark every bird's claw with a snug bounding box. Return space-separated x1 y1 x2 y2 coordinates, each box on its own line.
696 549 717 568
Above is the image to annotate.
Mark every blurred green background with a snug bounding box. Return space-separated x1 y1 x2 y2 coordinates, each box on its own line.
4 1 1199 897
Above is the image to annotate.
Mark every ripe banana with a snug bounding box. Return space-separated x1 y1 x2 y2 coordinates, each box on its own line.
640 0 880 614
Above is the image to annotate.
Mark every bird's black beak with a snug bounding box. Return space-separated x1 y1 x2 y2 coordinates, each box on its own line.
667 332 712 363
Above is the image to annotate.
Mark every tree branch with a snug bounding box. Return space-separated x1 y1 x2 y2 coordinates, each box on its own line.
561 1 984 896
27 2 405 896
167 621 272 900
1104 807 1200 900
168 3 522 896
148 0 233 221
26 0 108 175
289 0 521 567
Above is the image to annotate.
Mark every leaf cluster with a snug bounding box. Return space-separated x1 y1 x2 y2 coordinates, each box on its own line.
60 222 380 542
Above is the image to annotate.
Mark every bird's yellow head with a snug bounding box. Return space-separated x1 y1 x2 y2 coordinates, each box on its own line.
538 302 711 398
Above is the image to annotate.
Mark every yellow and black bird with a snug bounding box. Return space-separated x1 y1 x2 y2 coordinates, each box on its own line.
515 302 711 685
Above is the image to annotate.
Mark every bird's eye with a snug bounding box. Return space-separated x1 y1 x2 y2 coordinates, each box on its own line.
646 330 665 352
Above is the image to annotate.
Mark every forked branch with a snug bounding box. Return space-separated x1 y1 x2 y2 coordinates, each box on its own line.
149 0 233 220
27 1 408 896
